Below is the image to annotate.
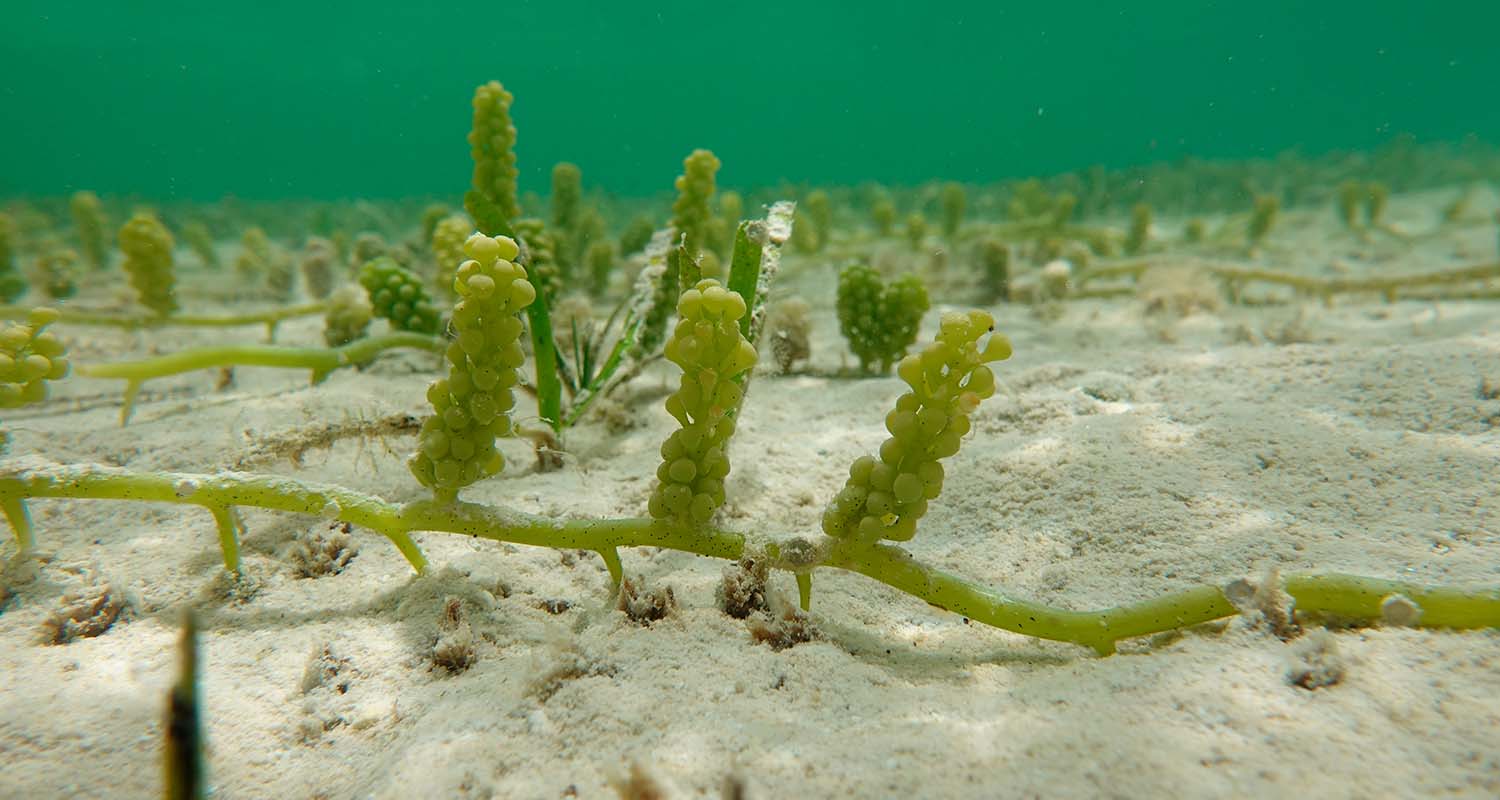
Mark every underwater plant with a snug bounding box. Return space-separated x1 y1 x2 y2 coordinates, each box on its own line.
322 284 373 348
0 308 69 410
584 239 617 296
618 216 655 256
1124 202 1152 256
0 214 26 304
1364 182 1390 227
298 237 337 300
573 209 608 266
0 307 69 454
836 264 930 373
8 260 1495 655
117 212 178 316
939 182 966 239
550 161 583 269
466 80 521 229
978 238 1011 302
539 202 791 434
358 256 442 335
789 209 819 254
905 212 927 252
69 190 109 271
29 239 79 301
871 196 897 238
764 297 811 374
1336 179 1363 231
0 215 13 270
419 204 450 245
1335 180 1408 243
823 310 1008 543
511 217 561 303
1183 218 1206 244
6 89 1500 800
646 279 757 529
671 149 721 266
350 232 390 267
716 190 744 254
803 190 833 251
430 213 471 297
1006 179 1076 227
1247 193 1280 250
234 227 274 288
408 233 535 503
548 163 582 230
180 222 219 270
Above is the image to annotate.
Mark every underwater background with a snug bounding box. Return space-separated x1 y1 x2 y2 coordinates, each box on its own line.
3 0 1497 200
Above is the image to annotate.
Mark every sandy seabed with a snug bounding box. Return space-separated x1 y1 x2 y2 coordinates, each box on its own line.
2 190 1499 799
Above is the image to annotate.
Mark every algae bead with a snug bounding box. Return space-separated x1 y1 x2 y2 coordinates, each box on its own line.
892 473 924 505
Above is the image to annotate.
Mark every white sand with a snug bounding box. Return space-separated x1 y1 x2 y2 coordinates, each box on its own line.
2 190 1499 798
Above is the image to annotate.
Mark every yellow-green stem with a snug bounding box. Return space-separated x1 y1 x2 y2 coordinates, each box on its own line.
1 465 1496 654
76 332 443 425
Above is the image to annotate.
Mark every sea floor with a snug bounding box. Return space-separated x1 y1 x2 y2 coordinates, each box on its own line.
2 190 1499 798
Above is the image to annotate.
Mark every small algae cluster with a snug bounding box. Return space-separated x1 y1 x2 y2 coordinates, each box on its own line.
0 307 69 453
0 214 27 304
648 280 757 528
69 190 109 271
1 307 69 409
118 212 177 316
836 264 930 373
409 233 535 502
359 256 442 335
823 311 1009 543
671 149 722 272
464 80 520 233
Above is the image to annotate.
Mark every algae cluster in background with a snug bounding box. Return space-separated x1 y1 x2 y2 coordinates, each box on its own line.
2 2 1498 201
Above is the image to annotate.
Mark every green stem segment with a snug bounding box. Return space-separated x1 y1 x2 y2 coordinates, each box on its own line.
2 465 1497 654
207 505 242 574
1078 258 1500 302
824 541 1233 656
1283 573 1500 629
76 332 443 425
0 302 326 340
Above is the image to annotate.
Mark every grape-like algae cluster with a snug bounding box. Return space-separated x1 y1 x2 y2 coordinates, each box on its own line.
408 233 536 502
836 264 930 373
358 256 442 335
0 307 69 409
648 280 758 528
823 310 1010 543
117 212 177 316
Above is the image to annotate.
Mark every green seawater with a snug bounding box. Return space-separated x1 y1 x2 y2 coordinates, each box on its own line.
2 1 1497 200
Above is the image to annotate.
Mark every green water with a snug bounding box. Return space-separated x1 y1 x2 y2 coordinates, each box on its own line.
3 1 1496 200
